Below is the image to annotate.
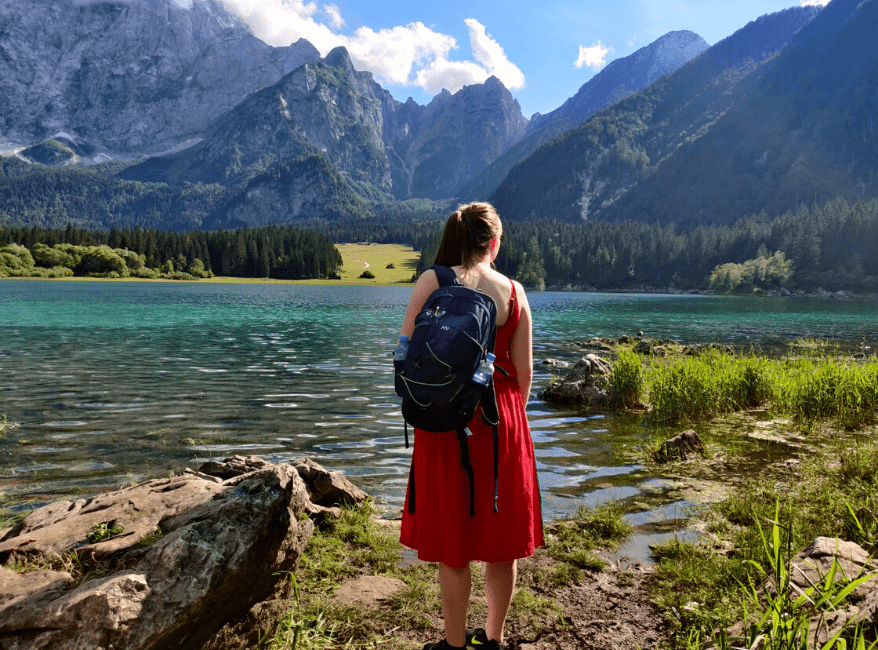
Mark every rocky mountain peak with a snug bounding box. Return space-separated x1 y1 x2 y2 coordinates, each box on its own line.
324 46 355 72
0 0 320 156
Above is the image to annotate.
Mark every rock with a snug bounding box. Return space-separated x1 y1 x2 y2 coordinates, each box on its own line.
577 337 615 352
332 575 407 607
793 538 877 646
790 537 874 598
654 430 704 462
292 457 369 507
682 343 734 356
542 358 570 369
0 458 315 650
540 354 614 408
0 567 73 608
634 340 653 355
724 537 878 648
198 455 275 480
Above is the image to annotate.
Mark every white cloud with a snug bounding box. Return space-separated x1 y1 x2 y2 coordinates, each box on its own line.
464 19 525 90
415 58 490 95
575 42 609 69
214 0 524 96
345 22 457 87
324 4 344 30
219 0 343 53
799 0 830 5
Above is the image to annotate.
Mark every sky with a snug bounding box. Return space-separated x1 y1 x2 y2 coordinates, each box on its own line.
210 0 831 119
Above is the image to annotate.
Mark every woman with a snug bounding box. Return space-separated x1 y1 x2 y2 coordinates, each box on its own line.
398 202 544 650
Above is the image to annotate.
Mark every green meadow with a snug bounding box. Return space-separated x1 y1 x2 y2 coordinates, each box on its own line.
196 243 419 286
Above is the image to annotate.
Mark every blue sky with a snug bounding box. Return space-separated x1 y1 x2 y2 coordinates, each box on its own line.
215 0 830 118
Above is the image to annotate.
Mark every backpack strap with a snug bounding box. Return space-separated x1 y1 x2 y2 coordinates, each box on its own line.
432 264 459 287
479 383 500 514
457 428 476 517
406 456 416 514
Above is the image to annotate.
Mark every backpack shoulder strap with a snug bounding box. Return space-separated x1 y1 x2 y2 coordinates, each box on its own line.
432 265 459 287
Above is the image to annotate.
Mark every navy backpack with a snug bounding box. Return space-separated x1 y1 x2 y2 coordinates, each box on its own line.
394 265 501 516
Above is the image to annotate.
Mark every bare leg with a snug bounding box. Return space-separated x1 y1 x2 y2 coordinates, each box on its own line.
484 560 517 643
438 562 471 647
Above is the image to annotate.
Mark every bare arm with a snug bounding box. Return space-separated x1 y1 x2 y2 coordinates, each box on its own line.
509 280 533 405
400 270 439 338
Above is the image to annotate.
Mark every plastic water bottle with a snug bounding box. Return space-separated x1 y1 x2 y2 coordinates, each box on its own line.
394 334 409 361
472 352 496 385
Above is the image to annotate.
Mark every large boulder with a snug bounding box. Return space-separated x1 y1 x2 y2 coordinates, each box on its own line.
540 354 614 408
0 459 316 650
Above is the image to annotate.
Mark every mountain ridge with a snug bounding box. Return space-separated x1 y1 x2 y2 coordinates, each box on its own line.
464 30 709 200
490 5 824 226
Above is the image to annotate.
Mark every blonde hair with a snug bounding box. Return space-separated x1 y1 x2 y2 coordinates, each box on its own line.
433 202 501 268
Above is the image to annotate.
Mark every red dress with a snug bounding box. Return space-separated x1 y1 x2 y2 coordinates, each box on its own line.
399 282 544 568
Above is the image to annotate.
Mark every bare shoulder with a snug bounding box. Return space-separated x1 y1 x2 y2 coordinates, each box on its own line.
511 279 531 309
485 268 513 302
409 269 439 305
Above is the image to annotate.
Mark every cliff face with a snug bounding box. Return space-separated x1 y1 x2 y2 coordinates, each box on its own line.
1 0 529 209
120 47 530 204
0 0 320 156
386 77 529 200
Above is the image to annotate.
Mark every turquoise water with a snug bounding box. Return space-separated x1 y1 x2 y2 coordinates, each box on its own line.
1 280 876 546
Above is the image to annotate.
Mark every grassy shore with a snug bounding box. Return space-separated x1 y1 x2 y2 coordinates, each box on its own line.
248 341 878 649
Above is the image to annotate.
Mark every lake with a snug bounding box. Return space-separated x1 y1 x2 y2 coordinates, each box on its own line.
1 280 876 556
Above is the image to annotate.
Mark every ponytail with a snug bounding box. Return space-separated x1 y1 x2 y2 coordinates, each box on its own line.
433 203 500 267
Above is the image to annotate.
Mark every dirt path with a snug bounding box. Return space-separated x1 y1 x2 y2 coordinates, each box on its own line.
509 560 667 650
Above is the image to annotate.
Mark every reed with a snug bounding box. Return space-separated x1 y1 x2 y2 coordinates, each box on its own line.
647 350 772 423
638 347 878 428
610 348 644 408
771 357 878 429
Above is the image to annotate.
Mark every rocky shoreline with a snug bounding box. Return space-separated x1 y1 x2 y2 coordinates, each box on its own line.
0 456 366 650
2 452 876 650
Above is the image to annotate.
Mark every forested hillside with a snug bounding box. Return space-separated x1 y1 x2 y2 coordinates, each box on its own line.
490 6 824 226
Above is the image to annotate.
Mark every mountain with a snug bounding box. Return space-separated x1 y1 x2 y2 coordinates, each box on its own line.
0 0 319 157
610 0 878 227
203 155 369 229
490 6 824 226
118 47 392 194
386 76 528 200
118 47 528 213
465 30 709 199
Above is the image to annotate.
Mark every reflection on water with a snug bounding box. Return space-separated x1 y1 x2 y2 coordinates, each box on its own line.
2 281 877 561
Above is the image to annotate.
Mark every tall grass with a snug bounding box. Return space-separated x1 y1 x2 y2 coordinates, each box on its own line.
773 357 878 429
610 348 644 408
647 351 772 423
638 348 878 428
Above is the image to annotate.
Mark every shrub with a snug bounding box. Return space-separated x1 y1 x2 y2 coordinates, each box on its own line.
359 270 375 279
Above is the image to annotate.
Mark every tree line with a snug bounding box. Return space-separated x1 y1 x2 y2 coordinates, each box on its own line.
0 224 342 280
416 197 878 293
4 196 877 293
